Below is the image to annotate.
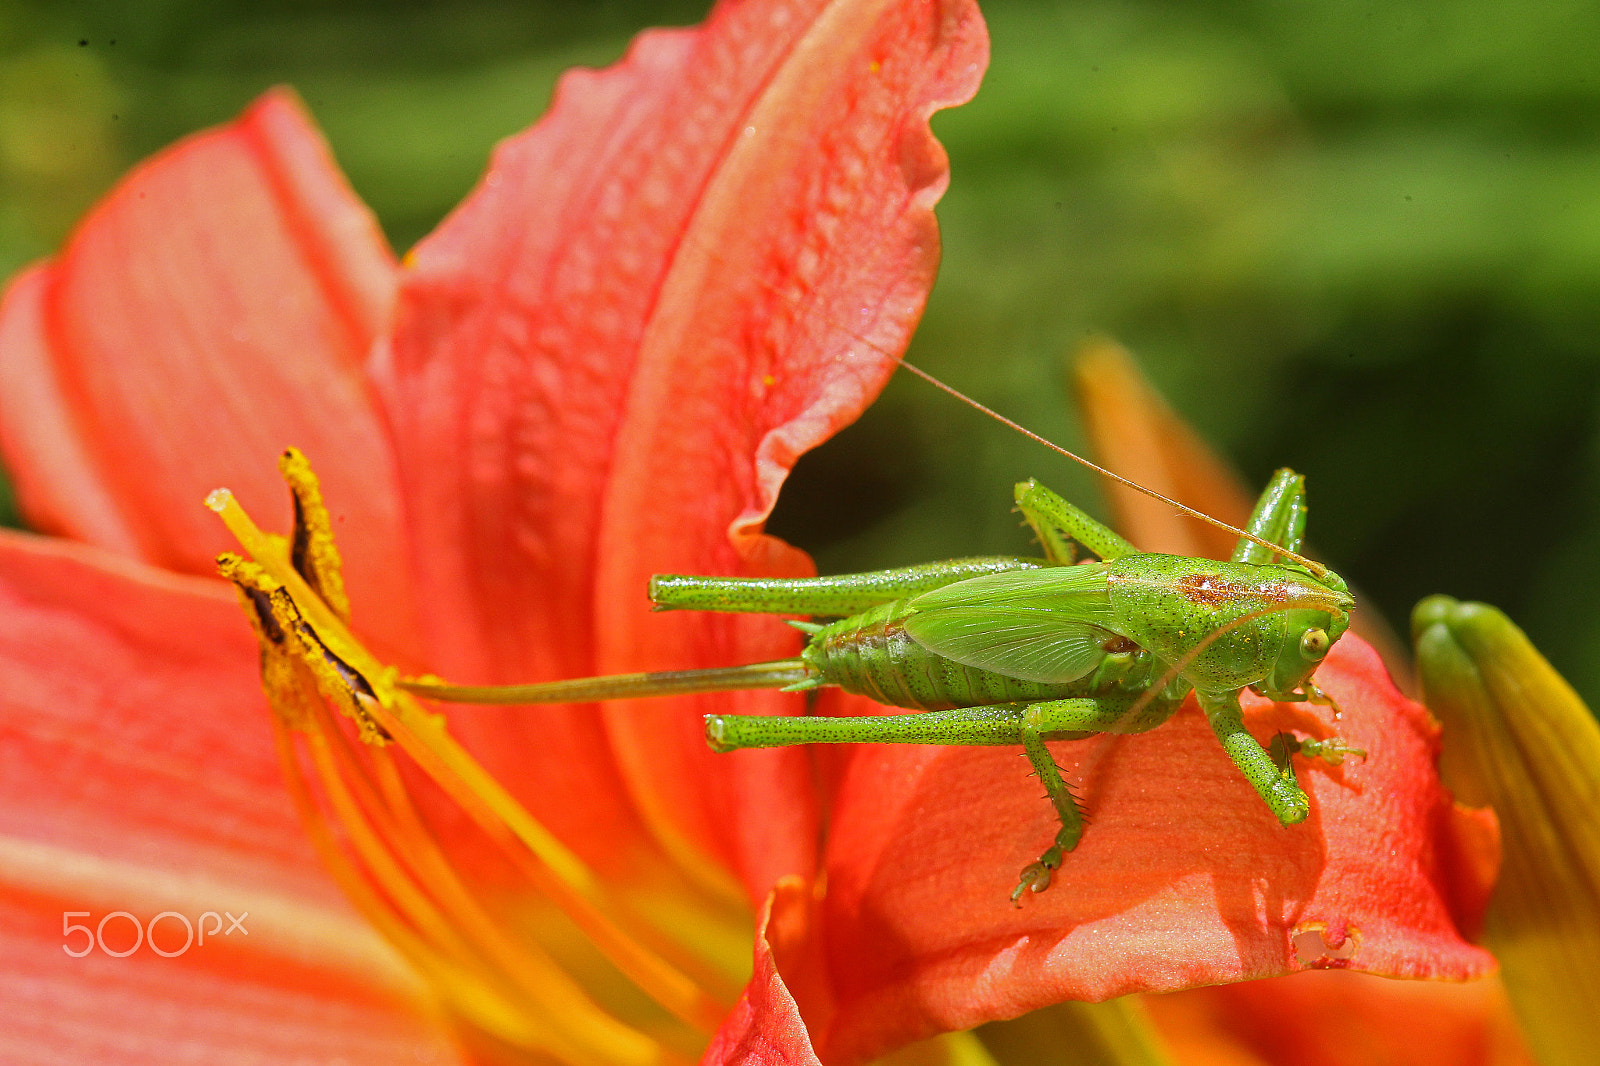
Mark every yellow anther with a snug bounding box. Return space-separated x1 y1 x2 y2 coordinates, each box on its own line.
271 587 391 745
278 447 351 622
216 552 317 731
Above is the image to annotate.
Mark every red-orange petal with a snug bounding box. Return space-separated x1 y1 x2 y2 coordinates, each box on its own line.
0 87 420 663
0 531 456 1062
377 0 988 894
594 0 988 904
703 879 824 1066
802 636 1497 1063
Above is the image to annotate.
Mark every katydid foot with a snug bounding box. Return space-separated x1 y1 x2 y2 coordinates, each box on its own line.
1014 710 1089 905
1012 833 1071 905
1295 735 1367 766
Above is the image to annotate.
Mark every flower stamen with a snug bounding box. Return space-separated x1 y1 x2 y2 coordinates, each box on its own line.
210 454 729 1061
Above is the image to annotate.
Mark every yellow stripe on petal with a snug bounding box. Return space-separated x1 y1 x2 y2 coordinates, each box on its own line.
1414 595 1600 1066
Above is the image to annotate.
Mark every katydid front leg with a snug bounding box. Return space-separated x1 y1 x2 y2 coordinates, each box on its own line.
1197 689 1312 825
1197 689 1362 827
1271 733 1367 772
1232 469 1308 564
1252 677 1347 720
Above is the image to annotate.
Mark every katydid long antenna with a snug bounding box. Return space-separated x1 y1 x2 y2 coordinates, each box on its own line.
886 354 1331 580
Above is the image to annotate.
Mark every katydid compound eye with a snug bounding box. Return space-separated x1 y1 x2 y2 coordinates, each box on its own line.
1300 628 1330 660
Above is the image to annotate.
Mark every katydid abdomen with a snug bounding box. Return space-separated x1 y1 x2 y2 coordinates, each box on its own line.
803 596 1101 710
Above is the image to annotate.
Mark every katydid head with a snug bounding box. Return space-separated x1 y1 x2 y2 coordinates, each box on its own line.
1104 556 1352 698
1259 566 1354 698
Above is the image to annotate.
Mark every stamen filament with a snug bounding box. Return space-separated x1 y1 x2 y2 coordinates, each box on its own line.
351 686 729 1035
210 486 728 1036
269 717 545 1051
300 700 668 1064
314 699 642 1025
303 723 478 958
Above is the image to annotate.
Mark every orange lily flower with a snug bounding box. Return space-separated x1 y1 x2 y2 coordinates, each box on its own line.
0 2 1495 1063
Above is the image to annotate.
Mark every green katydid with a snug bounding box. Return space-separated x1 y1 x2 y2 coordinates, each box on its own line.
400 362 1363 902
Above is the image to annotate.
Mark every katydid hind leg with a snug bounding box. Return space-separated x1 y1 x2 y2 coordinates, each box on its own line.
1014 479 1139 563
706 692 1182 901
704 702 1031 752
650 555 1049 616
703 686 1171 753
1232 469 1307 565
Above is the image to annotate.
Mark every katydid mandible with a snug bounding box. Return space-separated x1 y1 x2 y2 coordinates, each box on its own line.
402 368 1361 902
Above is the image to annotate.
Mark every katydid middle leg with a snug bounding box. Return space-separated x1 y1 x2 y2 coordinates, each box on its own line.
1010 691 1187 900
706 690 1186 901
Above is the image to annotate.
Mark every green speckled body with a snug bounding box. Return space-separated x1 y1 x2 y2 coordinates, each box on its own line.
428 472 1360 900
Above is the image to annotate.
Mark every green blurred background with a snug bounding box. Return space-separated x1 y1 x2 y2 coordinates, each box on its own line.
2 1 1598 704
